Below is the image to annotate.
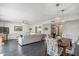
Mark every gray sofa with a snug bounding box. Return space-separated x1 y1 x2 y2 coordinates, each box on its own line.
18 34 43 45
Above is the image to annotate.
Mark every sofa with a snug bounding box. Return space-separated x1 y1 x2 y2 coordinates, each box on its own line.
18 34 43 45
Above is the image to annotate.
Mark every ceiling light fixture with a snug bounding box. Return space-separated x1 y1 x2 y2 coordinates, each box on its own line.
55 3 60 22
56 3 60 16
61 9 65 22
51 3 60 24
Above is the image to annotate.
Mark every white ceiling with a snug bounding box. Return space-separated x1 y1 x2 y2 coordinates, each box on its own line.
0 3 79 24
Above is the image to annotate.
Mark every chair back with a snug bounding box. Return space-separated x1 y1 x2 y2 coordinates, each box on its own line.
46 38 58 56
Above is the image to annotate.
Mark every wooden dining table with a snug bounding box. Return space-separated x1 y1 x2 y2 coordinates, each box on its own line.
58 41 68 56
58 38 71 56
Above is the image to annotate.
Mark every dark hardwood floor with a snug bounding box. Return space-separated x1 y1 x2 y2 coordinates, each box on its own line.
0 39 79 56
1 40 45 56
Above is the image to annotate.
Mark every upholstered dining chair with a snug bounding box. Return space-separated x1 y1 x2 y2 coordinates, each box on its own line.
66 39 76 56
46 37 63 56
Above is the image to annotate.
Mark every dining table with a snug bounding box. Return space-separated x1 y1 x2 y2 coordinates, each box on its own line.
58 38 71 56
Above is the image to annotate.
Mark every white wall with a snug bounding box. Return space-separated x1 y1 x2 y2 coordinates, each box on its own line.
0 22 29 39
30 23 51 34
29 24 43 33
42 24 51 34
29 25 36 33
62 20 79 43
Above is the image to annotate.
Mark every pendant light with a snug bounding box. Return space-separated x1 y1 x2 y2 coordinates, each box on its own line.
51 3 60 24
56 3 60 17
55 3 60 22
61 9 64 22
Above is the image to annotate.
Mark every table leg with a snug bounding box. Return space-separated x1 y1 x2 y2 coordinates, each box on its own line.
63 47 67 56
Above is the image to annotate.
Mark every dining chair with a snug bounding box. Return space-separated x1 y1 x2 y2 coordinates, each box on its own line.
46 38 63 56
66 39 76 56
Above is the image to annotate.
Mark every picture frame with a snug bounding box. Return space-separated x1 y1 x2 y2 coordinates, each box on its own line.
14 26 23 31
44 27 48 30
